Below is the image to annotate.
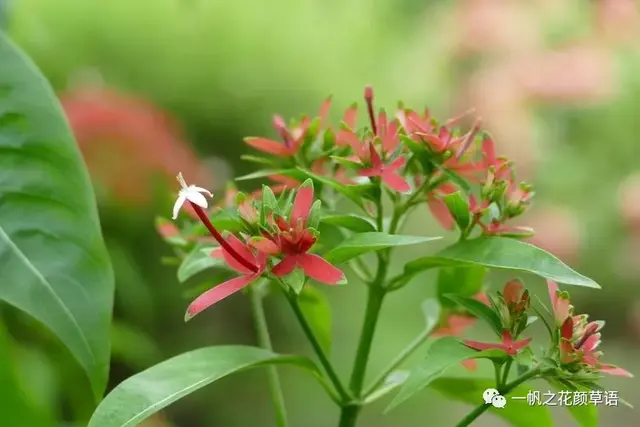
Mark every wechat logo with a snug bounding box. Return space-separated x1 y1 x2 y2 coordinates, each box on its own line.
483 388 507 408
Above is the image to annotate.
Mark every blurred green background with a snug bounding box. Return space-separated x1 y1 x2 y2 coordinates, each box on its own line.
2 0 640 426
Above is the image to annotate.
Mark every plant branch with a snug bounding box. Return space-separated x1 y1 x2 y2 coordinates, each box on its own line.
249 286 288 427
282 286 351 403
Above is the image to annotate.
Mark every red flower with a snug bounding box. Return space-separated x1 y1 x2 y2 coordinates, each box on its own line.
244 97 331 157
357 143 411 193
481 135 510 180
480 220 534 237
502 279 529 316
559 315 632 377
261 184 345 285
426 182 458 230
464 331 532 356
185 234 266 320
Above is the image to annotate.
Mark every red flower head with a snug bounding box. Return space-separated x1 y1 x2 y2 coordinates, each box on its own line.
464 331 532 356
559 315 632 378
244 97 331 157
481 135 511 181
426 182 458 230
547 280 572 326
185 234 266 320
502 279 530 316
257 183 346 285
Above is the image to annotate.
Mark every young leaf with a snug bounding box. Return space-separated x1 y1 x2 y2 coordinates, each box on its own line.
87 346 321 427
385 337 507 412
403 237 599 288
298 286 332 354
443 294 503 336
261 185 279 212
443 191 470 231
209 209 244 233
282 268 306 294
177 246 227 283
431 377 553 427
240 154 277 166
306 200 322 230
296 167 369 209
320 214 376 233
437 266 486 306
323 233 442 264
0 33 114 400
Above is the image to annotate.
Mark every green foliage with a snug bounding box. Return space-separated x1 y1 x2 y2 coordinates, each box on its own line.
298 286 332 354
431 377 553 427
177 245 225 283
320 214 376 233
403 237 599 288
0 32 113 400
443 191 470 231
386 337 508 412
88 346 322 427
443 295 503 336
324 233 441 264
437 266 486 307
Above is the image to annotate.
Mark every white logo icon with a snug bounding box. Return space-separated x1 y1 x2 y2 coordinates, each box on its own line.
483 388 507 408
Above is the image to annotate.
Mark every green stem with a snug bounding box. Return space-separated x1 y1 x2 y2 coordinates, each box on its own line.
364 328 430 397
249 287 288 427
501 359 513 387
493 362 503 389
284 289 351 403
455 367 542 427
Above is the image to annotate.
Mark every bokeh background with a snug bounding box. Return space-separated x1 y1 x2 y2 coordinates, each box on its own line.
2 0 640 426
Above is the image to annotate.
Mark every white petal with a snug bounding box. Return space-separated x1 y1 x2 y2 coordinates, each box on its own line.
191 186 213 198
172 193 187 219
186 190 208 209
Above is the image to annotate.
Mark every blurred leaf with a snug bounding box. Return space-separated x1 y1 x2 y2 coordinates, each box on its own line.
443 191 470 231
87 346 321 427
547 379 598 427
403 237 599 288
320 213 376 232
235 168 303 181
364 371 410 404
386 337 507 412
0 325 53 426
443 294 502 336
0 33 113 400
177 245 225 283
298 286 332 354
431 377 553 427
421 298 441 333
281 268 305 294
324 232 441 264
437 266 486 307
110 321 162 369
296 167 376 210
209 208 244 232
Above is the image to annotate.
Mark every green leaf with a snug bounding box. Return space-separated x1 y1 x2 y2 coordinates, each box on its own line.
547 380 598 427
443 191 470 231
444 294 503 336
0 33 114 400
404 237 599 288
240 154 277 166
296 167 373 209
431 377 553 427
320 214 376 232
88 346 321 427
386 337 507 412
307 200 322 230
177 246 226 283
282 268 306 294
298 286 332 354
210 209 244 232
324 232 441 264
235 168 304 181
437 266 486 306
261 185 278 212
421 298 441 334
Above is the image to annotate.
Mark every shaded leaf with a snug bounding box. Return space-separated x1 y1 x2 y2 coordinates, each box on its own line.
404 237 599 288
437 266 486 307
177 246 225 283
320 214 376 233
443 191 470 231
0 33 114 400
386 337 507 412
431 377 553 427
88 346 321 427
324 233 441 264
443 294 503 336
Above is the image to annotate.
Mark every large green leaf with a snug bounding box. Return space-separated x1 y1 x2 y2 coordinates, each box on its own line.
324 232 441 264
431 377 553 427
88 346 321 427
298 286 332 354
386 337 507 412
404 237 598 288
0 33 113 399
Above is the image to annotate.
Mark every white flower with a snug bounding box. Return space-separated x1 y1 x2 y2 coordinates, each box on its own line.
172 173 213 219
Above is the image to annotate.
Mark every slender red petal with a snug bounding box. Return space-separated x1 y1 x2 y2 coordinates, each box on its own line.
382 171 411 193
357 168 380 177
343 104 358 129
291 184 314 227
269 175 301 186
369 143 382 169
510 337 532 353
272 255 297 277
336 130 361 150
319 96 332 126
297 253 345 284
482 136 497 166
249 237 281 255
244 137 293 157
384 119 399 153
157 221 180 239
599 364 633 377
462 359 478 371
560 317 574 340
222 234 257 274
210 248 223 258
386 156 406 171
463 340 504 352
428 198 455 230
185 274 255 320
581 334 601 353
